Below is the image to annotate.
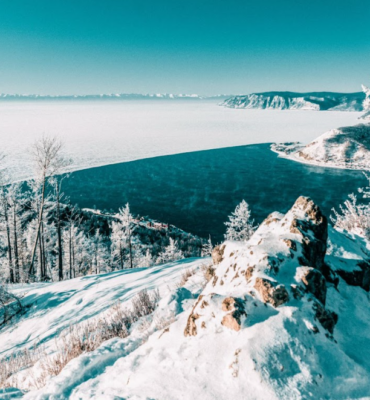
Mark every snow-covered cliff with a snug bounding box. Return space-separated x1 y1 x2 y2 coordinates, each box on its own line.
5 197 370 399
223 91 365 111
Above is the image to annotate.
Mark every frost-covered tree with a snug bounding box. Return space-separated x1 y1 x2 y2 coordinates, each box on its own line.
201 236 213 257
91 230 110 275
117 204 135 269
157 238 184 264
136 249 153 268
28 136 70 278
110 220 127 270
331 173 370 240
224 200 256 241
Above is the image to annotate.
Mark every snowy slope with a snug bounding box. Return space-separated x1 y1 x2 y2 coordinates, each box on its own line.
272 124 370 171
223 91 365 111
0 258 207 395
10 197 370 400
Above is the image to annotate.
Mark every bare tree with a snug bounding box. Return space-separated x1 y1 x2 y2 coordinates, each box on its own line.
28 136 70 279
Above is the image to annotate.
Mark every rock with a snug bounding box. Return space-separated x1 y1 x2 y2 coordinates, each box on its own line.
212 245 226 265
221 297 246 331
301 268 327 304
245 266 254 282
336 261 370 292
221 314 241 331
254 278 289 307
313 302 338 334
283 239 297 251
184 295 203 337
203 265 216 282
290 197 328 271
184 312 199 337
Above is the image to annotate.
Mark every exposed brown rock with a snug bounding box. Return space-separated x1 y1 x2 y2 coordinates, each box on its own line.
184 312 200 337
221 314 241 331
283 239 297 251
212 245 226 265
221 297 246 331
264 213 282 226
184 295 203 337
203 265 215 282
254 278 289 307
301 268 327 304
245 266 254 282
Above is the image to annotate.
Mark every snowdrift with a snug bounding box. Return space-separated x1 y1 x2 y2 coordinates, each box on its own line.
5 196 369 399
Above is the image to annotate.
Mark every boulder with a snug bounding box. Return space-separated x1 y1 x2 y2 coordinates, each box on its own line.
221 297 246 331
254 278 289 307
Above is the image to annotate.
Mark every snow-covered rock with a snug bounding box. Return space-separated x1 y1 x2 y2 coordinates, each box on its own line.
223 91 365 111
13 196 370 399
272 124 370 170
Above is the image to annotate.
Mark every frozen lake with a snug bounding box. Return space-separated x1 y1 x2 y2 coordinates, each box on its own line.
0 100 362 181
62 143 366 242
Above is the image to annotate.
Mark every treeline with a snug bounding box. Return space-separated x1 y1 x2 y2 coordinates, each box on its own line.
0 137 208 284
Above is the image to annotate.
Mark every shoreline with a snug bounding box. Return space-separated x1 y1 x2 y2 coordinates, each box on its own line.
270 145 370 172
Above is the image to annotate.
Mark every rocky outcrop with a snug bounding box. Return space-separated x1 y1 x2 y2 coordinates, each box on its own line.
290 196 328 271
300 267 327 304
313 302 338 334
184 196 340 338
221 297 246 331
335 261 370 292
254 278 289 307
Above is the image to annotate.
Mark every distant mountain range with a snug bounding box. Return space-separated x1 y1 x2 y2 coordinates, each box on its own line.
223 91 365 111
0 93 229 101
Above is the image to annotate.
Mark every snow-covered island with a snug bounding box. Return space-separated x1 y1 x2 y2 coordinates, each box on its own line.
271 83 370 171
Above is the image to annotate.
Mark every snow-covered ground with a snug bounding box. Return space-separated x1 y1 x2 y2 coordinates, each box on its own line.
0 257 208 396
0 100 362 182
2 197 370 399
272 123 370 171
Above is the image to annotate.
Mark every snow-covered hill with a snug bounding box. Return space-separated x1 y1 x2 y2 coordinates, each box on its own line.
2 197 370 399
272 123 370 170
223 91 365 111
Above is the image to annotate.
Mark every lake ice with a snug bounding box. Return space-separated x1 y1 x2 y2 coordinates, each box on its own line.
0 100 362 181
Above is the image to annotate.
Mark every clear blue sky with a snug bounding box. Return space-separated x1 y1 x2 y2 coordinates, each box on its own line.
0 0 369 95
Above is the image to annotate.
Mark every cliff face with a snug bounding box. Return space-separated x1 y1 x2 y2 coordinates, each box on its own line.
223 91 365 111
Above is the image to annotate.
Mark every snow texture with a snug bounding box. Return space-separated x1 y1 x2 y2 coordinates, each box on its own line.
0 101 361 182
272 124 370 171
2 197 370 399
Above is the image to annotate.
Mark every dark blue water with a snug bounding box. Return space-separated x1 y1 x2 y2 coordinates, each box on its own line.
62 144 365 242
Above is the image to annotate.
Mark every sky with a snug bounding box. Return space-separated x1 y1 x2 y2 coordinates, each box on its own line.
0 0 369 95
